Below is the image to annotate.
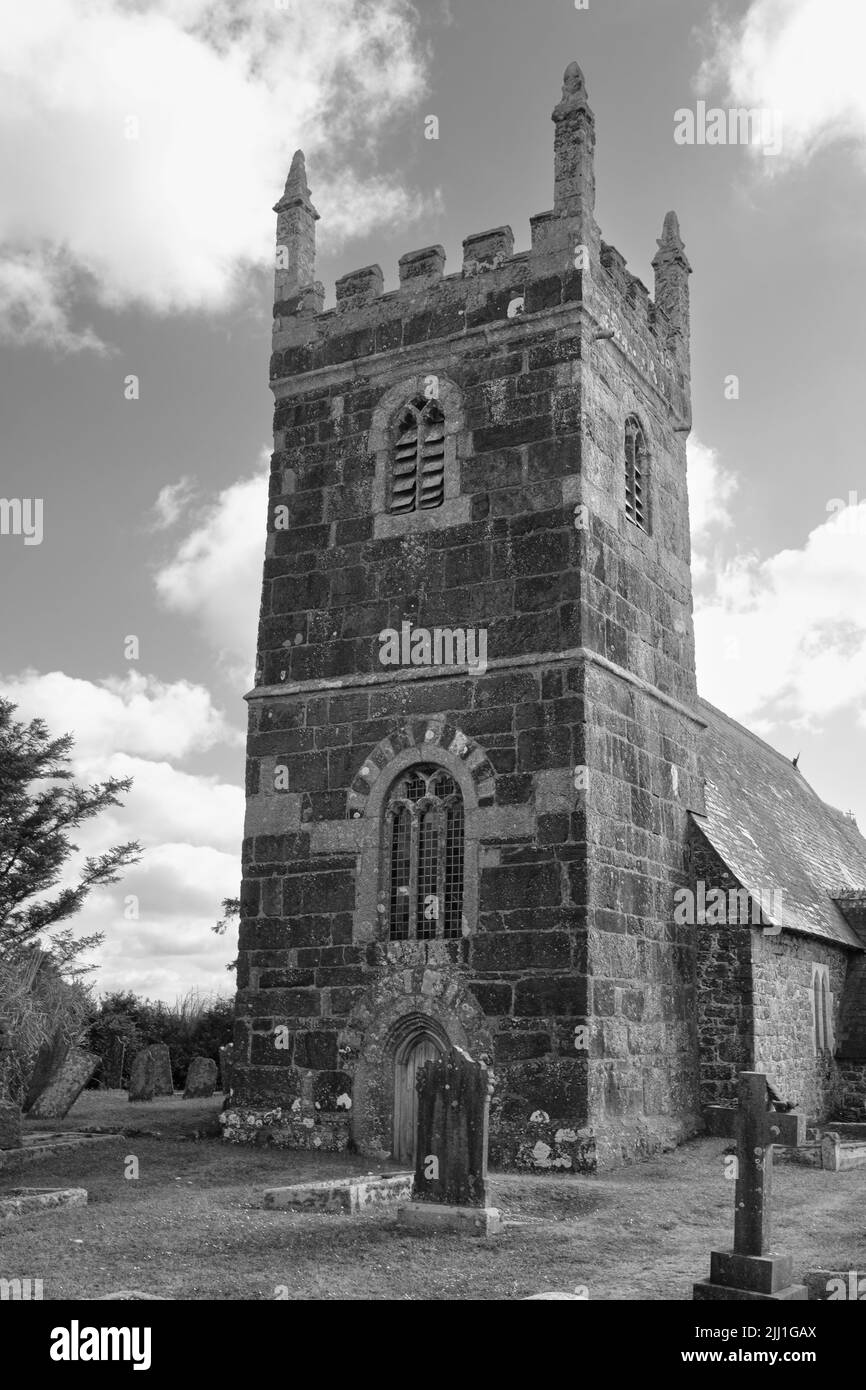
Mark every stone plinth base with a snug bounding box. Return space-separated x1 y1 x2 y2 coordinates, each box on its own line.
397 1203 501 1236
694 1281 808 1301
694 1250 807 1301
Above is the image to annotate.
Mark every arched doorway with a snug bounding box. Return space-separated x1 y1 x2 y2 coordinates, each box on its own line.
390 1017 449 1164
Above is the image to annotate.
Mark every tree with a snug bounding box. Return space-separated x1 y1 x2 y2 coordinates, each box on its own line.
212 896 239 973
0 698 141 971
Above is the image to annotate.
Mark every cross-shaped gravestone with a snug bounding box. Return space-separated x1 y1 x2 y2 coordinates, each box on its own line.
694 1072 807 1301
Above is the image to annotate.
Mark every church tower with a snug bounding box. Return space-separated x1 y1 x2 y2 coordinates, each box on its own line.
225 64 706 1170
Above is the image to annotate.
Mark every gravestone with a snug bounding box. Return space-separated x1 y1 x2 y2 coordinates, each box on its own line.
0 1022 20 1149
128 1050 156 1103
28 1048 100 1120
23 1029 68 1112
397 1045 501 1235
218 1044 233 1093
104 1036 128 1090
694 1072 808 1301
184 1056 217 1099
147 1044 173 1097
0 1102 22 1150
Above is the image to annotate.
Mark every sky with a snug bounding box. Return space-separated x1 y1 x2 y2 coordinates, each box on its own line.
1 0 865 1002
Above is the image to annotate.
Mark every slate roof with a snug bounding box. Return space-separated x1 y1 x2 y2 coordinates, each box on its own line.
689 700 866 951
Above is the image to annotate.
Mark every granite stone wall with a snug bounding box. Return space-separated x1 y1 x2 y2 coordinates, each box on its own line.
691 828 854 1120
226 68 704 1170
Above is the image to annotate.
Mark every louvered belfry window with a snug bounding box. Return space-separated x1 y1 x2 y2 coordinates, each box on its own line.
384 766 465 941
625 416 649 531
389 397 446 515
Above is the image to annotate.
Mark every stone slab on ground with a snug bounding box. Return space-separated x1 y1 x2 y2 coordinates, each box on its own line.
28 1048 100 1120
523 1291 589 1300
0 1132 122 1173
93 1292 167 1301
0 1186 87 1222
820 1133 866 1171
397 1203 502 1236
263 1173 412 1213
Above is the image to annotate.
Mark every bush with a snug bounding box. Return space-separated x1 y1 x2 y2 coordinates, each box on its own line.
87 988 233 1090
0 948 92 1106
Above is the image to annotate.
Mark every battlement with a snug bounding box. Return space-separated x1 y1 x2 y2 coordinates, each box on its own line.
269 223 687 426
271 63 691 400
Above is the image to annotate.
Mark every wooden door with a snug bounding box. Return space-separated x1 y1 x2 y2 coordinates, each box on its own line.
393 1036 441 1164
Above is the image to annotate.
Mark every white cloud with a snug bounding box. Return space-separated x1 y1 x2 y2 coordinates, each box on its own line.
0 668 238 760
699 0 866 171
77 754 244 855
151 476 198 530
694 498 866 730
0 250 105 354
154 462 268 684
687 436 738 581
0 666 244 999
0 0 433 350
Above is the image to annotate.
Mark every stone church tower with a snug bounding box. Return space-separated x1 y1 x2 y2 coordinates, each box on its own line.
225 62 708 1171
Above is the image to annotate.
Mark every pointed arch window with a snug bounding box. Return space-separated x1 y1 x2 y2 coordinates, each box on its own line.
384 766 465 940
625 416 649 532
389 397 446 515
811 964 833 1055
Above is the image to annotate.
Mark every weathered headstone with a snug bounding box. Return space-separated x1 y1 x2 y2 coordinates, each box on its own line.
28 1048 99 1120
128 1050 156 1103
184 1056 217 1099
0 1020 19 1148
694 1072 807 1301
0 1102 22 1150
218 1043 233 1093
104 1036 128 1090
23 1029 69 1112
147 1044 173 1097
398 1045 501 1235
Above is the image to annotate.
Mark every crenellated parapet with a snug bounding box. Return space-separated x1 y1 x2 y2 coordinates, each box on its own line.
270 66 691 425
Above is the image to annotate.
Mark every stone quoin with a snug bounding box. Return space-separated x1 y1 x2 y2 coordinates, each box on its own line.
223 61 866 1172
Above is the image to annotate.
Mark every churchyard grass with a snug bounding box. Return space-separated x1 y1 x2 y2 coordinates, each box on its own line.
0 1091 862 1301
